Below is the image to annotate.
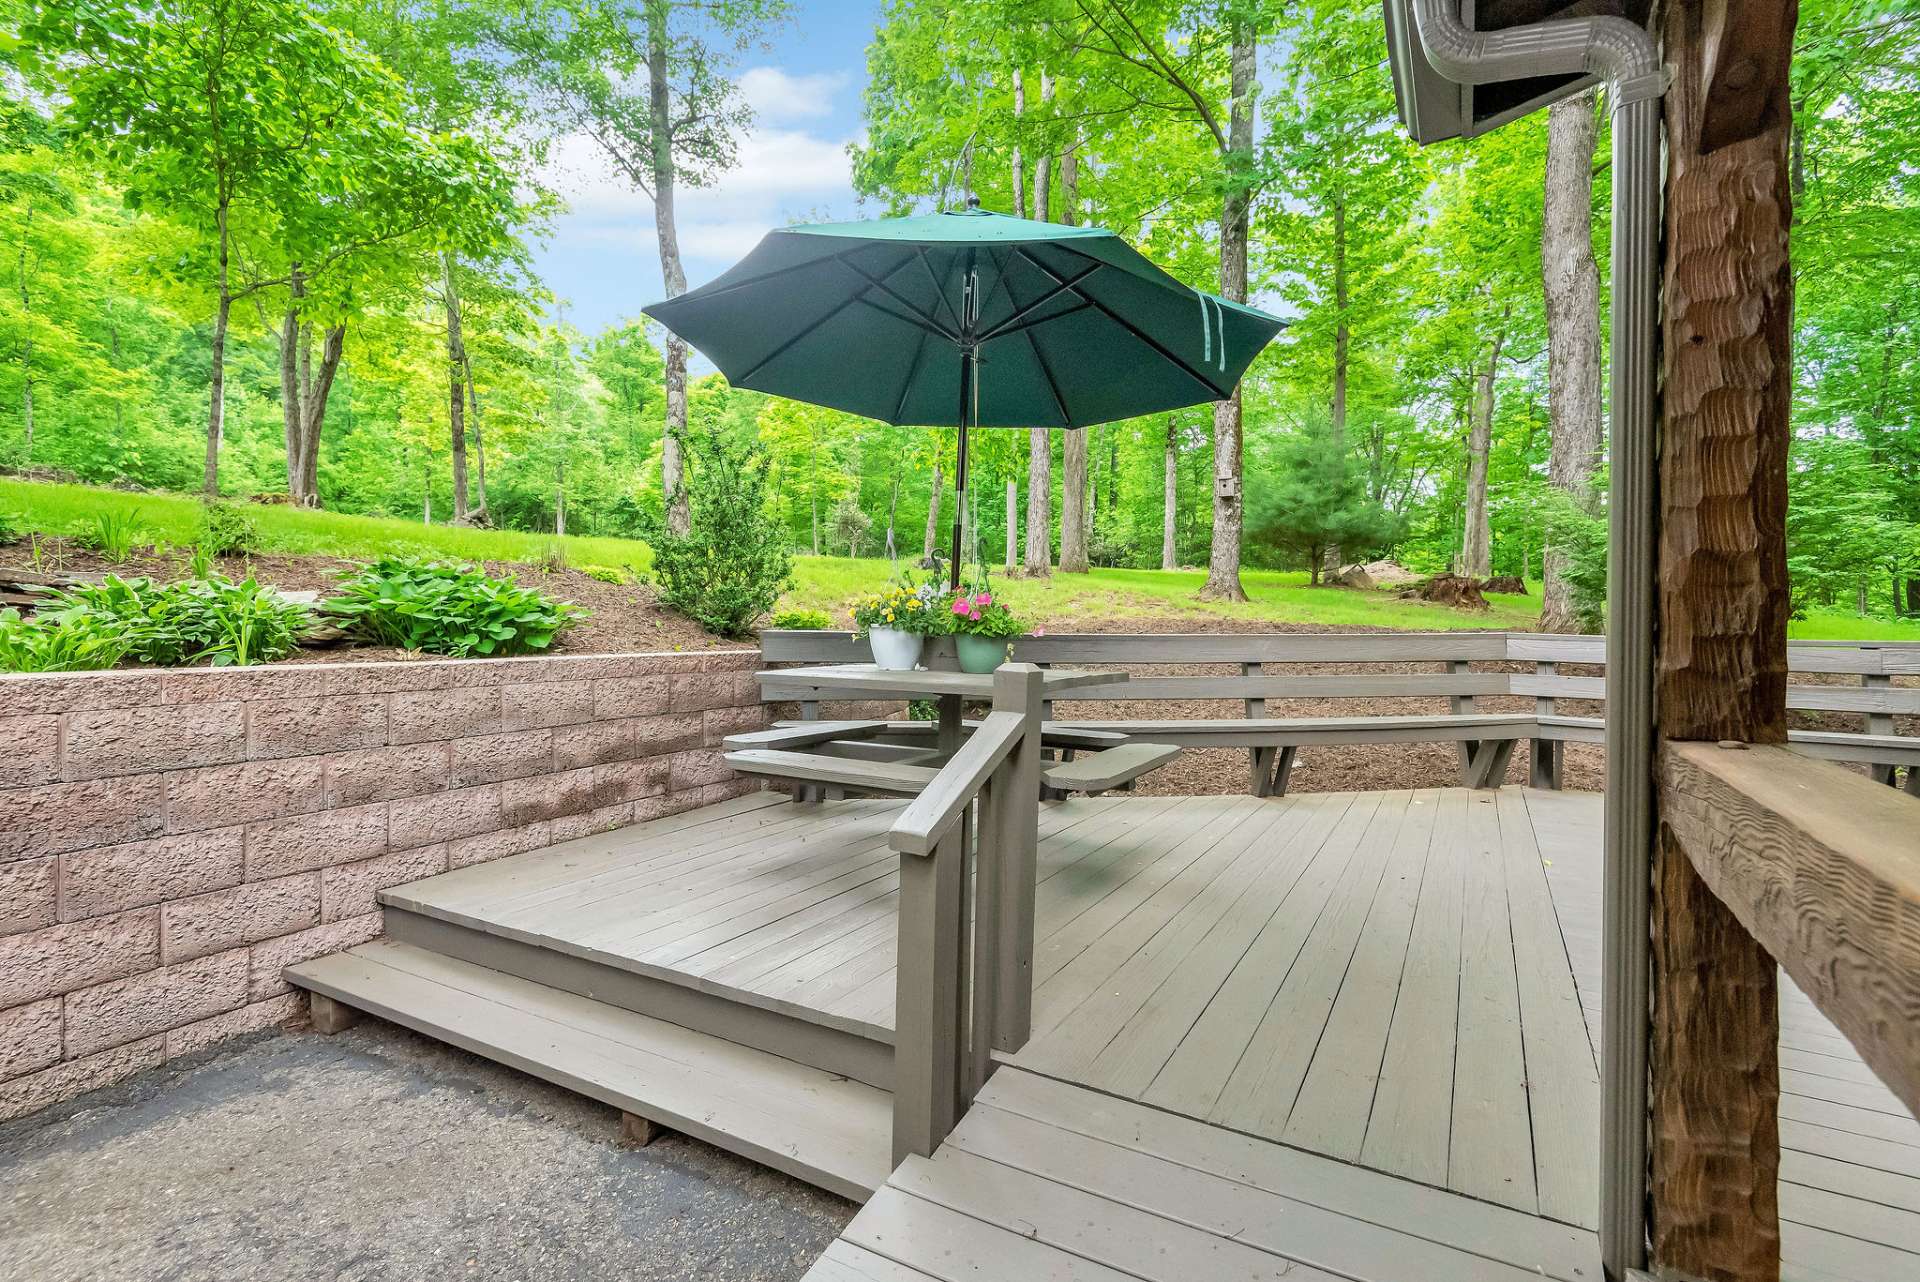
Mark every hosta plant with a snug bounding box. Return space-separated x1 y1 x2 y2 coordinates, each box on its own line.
326 557 585 657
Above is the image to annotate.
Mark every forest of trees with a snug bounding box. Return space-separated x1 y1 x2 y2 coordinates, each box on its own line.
1 0 1915 622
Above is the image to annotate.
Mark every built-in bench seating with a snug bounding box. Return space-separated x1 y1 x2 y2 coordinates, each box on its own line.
759 630 1920 795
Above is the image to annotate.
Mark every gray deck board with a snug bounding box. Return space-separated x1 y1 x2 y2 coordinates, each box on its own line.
802 1066 1598 1282
1530 789 1920 1280
374 783 1917 1279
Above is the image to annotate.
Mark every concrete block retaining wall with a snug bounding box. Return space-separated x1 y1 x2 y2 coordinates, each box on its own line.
0 649 769 1121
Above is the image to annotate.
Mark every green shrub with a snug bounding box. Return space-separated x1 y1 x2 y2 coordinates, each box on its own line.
45 573 312 667
769 607 832 630
577 564 630 585
0 607 131 673
195 502 260 557
77 507 143 562
0 509 22 544
641 425 792 639
326 556 586 657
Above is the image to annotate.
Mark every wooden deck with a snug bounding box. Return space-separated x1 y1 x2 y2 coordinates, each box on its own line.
290 785 1920 1280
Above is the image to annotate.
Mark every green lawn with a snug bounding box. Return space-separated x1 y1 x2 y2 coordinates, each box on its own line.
0 478 654 573
7 479 1918 640
788 557 1545 630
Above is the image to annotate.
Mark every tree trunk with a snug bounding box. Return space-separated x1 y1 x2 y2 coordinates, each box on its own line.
444 253 469 523
922 463 942 563
885 456 901 558
1031 72 1054 221
1024 428 1052 575
1460 327 1506 579
1162 418 1178 570
649 4 690 536
1200 26 1256 602
1005 478 1017 573
17 204 32 463
1540 91 1604 632
1060 430 1089 572
205 199 231 499
1010 70 1027 219
555 457 567 536
461 351 490 518
810 488 821 555
1649 2 1797 1278
1325 194 1349 572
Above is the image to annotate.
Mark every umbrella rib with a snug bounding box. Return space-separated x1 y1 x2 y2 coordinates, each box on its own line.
1023 327 1072 426
975 262 1105 342
736 289 871 383
1011 247 1233 400
855 296 958 343
892 327 932 424
913 246 964 334
837 253 961 343
981 299 1096 342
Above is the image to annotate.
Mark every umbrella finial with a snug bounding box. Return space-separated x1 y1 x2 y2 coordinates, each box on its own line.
965 194 981 211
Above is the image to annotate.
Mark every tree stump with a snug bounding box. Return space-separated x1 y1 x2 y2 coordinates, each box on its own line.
1400 574 1489 610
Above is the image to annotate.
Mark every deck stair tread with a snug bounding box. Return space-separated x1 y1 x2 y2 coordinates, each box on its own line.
286 939 892 1202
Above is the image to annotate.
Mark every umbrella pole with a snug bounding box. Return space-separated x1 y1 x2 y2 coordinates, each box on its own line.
948 351 971 592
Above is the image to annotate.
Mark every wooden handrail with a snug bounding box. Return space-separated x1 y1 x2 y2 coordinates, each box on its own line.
889 709 1026 856
1659 742 1920 1118
890 663 1047 1166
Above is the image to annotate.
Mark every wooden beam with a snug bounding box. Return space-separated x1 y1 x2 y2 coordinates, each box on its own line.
1649 820 1779 1277
1660 743 1920 1120
1656 0 1796 746
1649 4 1799 1277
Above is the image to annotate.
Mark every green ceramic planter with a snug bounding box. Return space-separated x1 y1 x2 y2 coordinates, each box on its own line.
955 633 1011 673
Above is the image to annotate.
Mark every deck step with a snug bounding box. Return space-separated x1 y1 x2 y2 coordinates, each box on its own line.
286 940 893 1202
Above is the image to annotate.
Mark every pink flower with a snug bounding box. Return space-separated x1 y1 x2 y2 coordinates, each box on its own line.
975 592 992 606
951 599 970 616
1033 626 1047 636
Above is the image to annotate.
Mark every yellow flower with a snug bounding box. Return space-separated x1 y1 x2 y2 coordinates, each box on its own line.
885 611 895 621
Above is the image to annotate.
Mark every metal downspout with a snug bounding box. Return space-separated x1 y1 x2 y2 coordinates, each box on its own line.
1406 4 1664 1278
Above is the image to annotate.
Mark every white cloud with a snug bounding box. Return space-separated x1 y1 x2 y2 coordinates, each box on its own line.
738 66 848 122
541 126 857 275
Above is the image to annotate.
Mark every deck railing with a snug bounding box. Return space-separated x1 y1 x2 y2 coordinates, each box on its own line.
886 663 1045 1164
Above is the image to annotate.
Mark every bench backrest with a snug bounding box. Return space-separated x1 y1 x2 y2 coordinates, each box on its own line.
760 629 1920 725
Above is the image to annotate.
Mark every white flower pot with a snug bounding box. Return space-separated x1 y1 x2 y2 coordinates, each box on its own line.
868 627 924 671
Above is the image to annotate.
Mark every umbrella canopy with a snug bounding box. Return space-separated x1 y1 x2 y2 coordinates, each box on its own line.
643 205 1283 430
642 202 1284 586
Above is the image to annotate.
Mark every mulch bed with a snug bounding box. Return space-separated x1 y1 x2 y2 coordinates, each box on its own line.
1 538 740 662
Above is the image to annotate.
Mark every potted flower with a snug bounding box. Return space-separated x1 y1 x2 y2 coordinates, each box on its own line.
944 581 1025 673
851 579 937 669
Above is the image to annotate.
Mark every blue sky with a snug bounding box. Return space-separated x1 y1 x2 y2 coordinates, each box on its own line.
532 0 882 336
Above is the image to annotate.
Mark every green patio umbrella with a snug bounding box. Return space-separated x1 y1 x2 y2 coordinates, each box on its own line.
642 199 1284 586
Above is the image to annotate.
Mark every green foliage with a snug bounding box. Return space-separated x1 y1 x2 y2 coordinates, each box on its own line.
769 607 832 630
1538 490 1609 632
575 564 631 585
44 573 312 667
1248 422 1403 583
0 606 132 672
196 503 260 557
325 557 585 657
938 578 1023 640
78 506 144 562
849 576 942 636
643 426 793 639
0 510 21 544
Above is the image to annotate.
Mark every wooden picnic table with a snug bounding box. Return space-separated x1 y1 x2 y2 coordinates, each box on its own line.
759 663 1128 754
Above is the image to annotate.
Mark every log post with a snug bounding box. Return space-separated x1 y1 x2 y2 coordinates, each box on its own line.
1648 2 1797 1277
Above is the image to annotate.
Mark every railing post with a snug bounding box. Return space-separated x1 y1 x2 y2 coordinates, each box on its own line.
1242 660 1271 794
1449 658 1479 782
991 663 1044 1052
1864 670 1895 785
1530 659 1562 789
892 824 964 1166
